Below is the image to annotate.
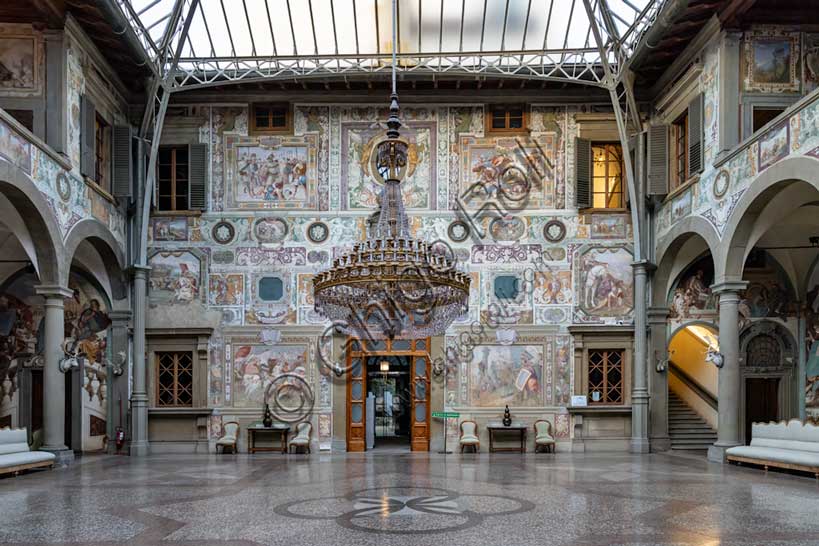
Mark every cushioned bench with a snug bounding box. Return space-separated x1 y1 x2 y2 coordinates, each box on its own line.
726 419 819 479
0 427 56 477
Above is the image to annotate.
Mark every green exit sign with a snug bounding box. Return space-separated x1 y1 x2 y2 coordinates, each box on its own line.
432 411 460 419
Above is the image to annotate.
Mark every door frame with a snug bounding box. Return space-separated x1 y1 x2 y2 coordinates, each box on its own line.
346 337 431 452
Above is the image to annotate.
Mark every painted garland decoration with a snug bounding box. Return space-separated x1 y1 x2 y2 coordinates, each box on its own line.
542 219 566 243
306 221 329 243
447 220 470 242
211 220 236 244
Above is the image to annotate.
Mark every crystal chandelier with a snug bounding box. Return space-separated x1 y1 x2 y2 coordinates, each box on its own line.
312 1 470 340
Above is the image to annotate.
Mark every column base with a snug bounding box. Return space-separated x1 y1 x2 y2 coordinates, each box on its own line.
650 436 672 452
130 441 150 457
708 442 740 463
630 437 651 454
42 447 75 465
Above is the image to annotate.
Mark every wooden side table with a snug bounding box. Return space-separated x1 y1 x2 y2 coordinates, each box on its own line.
247 425 290 454
487 423 527 453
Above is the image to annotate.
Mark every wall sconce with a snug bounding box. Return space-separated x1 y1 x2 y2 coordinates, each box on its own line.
380 361 390 373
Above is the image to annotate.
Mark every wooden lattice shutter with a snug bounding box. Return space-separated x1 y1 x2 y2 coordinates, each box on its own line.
80 95 96 178
112 125 132 199
575 137 592 208
647 125 669 196
188 143 207 211
688 93 704 175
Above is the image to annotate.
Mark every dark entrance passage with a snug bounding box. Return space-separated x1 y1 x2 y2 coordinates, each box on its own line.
366 355 411 449
745 377 779 444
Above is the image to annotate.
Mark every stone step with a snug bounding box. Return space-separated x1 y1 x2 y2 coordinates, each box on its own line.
668 389 717 450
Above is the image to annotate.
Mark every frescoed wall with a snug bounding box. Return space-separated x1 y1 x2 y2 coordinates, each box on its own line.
0 270 112 450
149 100 635 450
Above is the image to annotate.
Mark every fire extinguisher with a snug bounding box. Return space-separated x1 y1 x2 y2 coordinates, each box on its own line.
115 396 126 454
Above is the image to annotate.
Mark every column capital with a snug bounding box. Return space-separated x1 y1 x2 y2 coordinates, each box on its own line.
126 265 152 279
710 280 748 295
631 260 656 274
35 284 73 299
108 310 133 323
647 306 670 323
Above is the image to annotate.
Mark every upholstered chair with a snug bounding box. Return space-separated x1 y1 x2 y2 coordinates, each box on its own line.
216 421 239 454
459 420 480 453
534 420 555 453
288 422 312 454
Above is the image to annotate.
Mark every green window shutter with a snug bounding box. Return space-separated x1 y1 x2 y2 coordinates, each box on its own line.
188 143 208 211
688 93 704 175
647 124 669 196
112 125 132 199
575 137 592 209
80 94 96 178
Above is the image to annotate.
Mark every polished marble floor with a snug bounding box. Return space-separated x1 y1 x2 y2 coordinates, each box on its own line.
1 451 819 546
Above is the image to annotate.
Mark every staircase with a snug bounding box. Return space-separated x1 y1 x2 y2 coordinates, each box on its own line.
668 391 718 451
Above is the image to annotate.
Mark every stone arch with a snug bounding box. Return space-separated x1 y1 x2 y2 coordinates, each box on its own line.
0 159 65 285
653 216 720 305
717 155 819 284
64 219 128 305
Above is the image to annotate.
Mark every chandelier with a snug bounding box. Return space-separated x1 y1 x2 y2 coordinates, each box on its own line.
312 1 470 340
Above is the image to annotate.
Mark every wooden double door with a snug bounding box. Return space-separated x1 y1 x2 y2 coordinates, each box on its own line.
346 338 430 452
745 377 779 444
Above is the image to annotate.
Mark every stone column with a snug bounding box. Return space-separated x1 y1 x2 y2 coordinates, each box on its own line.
630 261 650 453
108 310 131 454
648 306 671 451
708 281 747 463
35 285 74 464
130 266 150 456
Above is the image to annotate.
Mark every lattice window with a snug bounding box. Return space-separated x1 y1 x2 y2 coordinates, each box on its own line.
588 349 623 404
156 351 193 407
746 334 781 368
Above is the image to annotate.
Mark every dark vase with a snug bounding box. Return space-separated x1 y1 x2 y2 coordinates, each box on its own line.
262 404 273 428
502 405 512 427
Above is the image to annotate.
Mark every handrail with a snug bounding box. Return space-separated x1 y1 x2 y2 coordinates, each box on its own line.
668 360 718 411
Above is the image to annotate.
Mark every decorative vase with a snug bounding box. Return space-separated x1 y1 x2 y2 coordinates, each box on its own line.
502 405 512 427
262 404 273 427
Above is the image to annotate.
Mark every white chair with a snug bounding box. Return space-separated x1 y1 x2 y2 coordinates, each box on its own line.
288 422 312 454
216 421 239 454
459 420 480 453
534 420 555 453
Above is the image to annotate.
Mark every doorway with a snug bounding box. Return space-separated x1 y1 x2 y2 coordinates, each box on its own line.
346 337 430 452
366 355 411 449
745 377 779 444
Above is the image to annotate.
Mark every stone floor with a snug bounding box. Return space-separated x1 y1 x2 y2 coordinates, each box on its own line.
1 451 819 546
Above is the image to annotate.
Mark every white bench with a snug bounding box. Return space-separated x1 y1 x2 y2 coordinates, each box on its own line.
726 419 819 480
0 427 56 477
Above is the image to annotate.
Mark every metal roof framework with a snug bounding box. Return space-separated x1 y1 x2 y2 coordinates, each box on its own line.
116 0 663 91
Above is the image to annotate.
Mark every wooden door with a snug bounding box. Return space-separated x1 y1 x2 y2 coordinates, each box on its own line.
745 378 779 444
346 351 367 452
410 354 430 451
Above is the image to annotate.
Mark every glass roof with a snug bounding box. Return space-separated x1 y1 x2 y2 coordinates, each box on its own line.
116 0 662 89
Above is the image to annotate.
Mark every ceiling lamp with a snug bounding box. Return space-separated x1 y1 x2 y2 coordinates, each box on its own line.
312 0 470 340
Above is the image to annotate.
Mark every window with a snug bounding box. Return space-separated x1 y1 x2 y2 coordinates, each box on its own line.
752 107 785 133
251 103 291 133
487 105 526 132
157 145 189 211
591 143 623 208
588 349 623 404
156 351 193 407
672 111 688 188
94 114 110 190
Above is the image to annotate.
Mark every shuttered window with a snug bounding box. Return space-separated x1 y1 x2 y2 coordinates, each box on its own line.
647 125 669 196
156 144 207 212
688 93 703 175
575 137 592 208
591 143 624 209
112 125 132 199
